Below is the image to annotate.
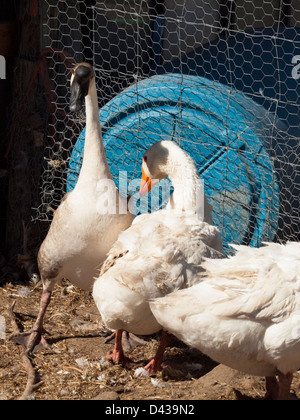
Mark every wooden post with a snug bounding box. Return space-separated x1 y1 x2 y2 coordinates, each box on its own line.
5 1 46 278
0 1 18 276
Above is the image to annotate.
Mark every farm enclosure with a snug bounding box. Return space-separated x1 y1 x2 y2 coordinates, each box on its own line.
1 0 300 401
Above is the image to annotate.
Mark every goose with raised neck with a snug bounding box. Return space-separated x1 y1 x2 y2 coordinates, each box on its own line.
93 140 223 372
10 63 134 353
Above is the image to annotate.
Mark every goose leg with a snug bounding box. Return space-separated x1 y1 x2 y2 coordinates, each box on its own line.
277 372 293 400
10 289 52 353
265 376 279 399
104 330 148 351
106 329 132 365
144 330 170 374
265 372 293 400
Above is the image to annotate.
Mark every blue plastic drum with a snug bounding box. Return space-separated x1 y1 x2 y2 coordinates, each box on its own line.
67 74 280 253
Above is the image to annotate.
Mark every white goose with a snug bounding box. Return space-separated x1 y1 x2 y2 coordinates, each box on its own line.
150 242 300 399
11 63 134 352
93 140 224 373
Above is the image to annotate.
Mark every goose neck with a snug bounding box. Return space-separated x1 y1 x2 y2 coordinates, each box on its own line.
167 157 204 217
76 78 111 186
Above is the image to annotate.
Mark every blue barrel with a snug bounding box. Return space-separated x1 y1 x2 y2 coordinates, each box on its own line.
67 74 280 254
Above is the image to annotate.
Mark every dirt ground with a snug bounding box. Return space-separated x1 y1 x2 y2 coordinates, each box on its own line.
0 278 299 401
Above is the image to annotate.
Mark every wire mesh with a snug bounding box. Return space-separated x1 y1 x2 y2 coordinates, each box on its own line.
33 0 300 248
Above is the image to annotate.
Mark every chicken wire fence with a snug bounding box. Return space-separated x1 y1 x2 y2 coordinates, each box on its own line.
30 0 300 250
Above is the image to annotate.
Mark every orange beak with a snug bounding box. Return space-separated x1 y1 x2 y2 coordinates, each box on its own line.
139 167 152 197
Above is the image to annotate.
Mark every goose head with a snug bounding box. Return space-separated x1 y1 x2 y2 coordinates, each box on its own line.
139 140 198 197
139 140 211 221
139 141 170 197
70 62 94 112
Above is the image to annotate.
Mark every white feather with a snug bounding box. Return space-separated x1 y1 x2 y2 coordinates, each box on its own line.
150 242 300 377
93 141 224 336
